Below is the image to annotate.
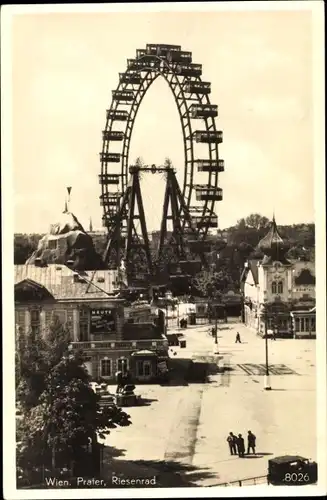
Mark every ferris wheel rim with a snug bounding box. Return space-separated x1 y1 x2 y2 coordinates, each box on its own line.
100 46 223 239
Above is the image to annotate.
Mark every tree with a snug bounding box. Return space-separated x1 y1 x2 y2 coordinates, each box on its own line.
17 352 131 483
16 316 71 411
245 213 270 230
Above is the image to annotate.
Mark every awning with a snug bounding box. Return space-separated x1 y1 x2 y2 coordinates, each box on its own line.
130 350 158 357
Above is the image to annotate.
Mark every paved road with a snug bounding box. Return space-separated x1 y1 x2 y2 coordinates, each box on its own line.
102 321 316 486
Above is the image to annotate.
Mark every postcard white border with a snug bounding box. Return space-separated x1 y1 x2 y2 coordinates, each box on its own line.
1 1 326 498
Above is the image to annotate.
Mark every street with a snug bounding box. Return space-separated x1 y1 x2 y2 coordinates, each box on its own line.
101 321 316 487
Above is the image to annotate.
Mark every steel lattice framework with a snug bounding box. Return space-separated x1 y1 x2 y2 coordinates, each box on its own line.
99 44 224 279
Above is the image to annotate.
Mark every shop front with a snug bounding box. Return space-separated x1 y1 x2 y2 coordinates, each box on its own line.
130 350 161 383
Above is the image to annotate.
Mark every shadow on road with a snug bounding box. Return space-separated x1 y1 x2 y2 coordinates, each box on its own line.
137 397 158 406
159 358 222 386
129 459 217 487
242 452 274 459
102 447 217 487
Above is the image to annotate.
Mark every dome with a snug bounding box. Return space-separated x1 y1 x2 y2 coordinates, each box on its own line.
257 217 290 263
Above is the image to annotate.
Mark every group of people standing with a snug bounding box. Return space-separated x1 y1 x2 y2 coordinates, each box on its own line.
227 431 256 457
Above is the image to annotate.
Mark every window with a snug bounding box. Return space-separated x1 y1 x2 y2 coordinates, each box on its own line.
117 358 128 375
30 309 40 335
311 317 316 331
295 318 300 332
271 281 277 294
277 281 284 294
100 358 112 377
79 309 89 341
48 239 57 250
137 360 152 377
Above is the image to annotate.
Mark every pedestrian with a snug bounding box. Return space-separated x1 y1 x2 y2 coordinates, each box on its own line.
236 434 245 457
247 430 256 454
235 332 241 343
227 432 237 455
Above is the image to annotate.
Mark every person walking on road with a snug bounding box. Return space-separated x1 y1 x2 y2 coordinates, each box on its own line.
227 432 237 455
247 430 256 454
236 434 245 457
235 332 241 343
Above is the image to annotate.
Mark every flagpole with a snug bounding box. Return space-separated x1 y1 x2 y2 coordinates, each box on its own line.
66 187 72 212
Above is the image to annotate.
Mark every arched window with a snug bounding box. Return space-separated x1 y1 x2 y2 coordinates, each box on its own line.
277 281 283 294
271 281 277 294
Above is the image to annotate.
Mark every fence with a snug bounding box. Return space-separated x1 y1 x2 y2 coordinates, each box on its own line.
209 475 268 487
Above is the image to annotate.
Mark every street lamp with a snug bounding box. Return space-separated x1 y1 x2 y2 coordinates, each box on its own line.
213 303 219 354
264 310 272 390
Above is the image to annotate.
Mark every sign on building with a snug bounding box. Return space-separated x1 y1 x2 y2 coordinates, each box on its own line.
90 308 116 334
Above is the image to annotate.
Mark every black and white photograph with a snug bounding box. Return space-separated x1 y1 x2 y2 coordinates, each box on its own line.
1 1 326 498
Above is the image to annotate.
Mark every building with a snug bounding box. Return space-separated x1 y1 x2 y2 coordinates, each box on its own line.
15 263 169 383
240 217 316 338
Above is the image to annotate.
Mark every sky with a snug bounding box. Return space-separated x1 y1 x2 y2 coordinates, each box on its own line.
9 4 317 233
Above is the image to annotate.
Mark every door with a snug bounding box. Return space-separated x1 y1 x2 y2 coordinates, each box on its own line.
136 360 152 380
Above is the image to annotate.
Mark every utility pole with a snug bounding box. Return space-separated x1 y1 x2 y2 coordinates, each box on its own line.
264 310 271 390
213 302 219 354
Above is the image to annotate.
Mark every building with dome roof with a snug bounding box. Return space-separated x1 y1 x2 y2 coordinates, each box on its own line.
240 217 316 338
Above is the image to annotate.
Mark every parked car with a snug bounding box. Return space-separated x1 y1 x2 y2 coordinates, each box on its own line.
267 455 318 485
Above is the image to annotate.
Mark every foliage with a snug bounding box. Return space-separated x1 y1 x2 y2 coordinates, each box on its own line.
14 233 44 264
16 345 131 483
16 315 71 410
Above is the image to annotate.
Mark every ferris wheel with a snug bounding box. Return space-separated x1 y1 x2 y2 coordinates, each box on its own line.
99 44 224 277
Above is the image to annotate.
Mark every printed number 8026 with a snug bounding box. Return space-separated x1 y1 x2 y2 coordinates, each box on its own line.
284 472 311 483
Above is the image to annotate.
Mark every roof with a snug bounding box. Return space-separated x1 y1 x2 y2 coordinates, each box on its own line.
14 264 120 301
294 268 315 285
269 455 308 465
257 217 284 251
240 260 259 285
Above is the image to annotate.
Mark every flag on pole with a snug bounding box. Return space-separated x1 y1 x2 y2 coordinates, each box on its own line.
67 187 72 196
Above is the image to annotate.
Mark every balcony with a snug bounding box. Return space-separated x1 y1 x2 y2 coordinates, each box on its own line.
69 337 168 351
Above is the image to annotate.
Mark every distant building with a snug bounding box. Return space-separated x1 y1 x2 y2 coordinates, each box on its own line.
15 263 169 382
240 217 316 338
